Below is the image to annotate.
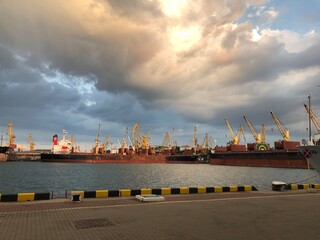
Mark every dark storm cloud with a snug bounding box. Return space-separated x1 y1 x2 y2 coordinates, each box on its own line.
0 0 319 148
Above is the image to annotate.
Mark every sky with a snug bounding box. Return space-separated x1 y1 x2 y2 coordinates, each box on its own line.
0 0 320 151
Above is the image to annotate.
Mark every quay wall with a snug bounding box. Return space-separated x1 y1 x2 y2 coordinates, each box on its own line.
2 184 320 202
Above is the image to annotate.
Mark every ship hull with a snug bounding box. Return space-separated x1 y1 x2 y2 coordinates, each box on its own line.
297 145 320 172
40 153 200 164
209 150 310 169
0 147 11 162
0 146 10 154
165 154 209 163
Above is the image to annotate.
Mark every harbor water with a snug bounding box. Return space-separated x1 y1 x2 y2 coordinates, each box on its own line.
0 162 319 197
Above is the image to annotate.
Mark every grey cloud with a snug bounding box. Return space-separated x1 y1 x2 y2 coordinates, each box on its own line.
0 0 318 148
105 0 163 22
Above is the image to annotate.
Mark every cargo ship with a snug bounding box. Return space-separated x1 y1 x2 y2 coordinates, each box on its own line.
209 150 309 169
0 146 11 162
208 140 310 169
297 145 320 172
40 130 201 164
0 146 10 154
165 154 209 163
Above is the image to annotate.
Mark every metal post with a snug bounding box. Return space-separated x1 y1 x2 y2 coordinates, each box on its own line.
308 94 312 144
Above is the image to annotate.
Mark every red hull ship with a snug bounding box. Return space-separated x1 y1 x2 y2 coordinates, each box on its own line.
209 150 310 169
41 130 201 164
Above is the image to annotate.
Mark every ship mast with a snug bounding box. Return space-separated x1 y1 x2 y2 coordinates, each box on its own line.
95 124 101 154
308 94 313 144
194 126 198 154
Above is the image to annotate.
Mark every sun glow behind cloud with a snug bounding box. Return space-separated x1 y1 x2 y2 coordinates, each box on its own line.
168 25 202 52
160 0 188 18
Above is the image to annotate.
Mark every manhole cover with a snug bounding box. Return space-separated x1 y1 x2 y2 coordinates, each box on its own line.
73 218 115 229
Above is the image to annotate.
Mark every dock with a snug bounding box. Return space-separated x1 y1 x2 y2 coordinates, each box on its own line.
0 190 319 239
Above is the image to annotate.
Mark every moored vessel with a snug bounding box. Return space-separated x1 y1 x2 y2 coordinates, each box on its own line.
165 154 209 163
209 150 309 169
40 130 201 164
297 145 320 171
0 146 13 162
213 114 308 168
0 146 10 154
296 95 320 172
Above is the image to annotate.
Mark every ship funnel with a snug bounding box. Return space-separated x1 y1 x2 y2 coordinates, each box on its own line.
53 135 58 145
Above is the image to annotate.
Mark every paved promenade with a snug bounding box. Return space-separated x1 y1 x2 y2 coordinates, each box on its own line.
1 190 320 240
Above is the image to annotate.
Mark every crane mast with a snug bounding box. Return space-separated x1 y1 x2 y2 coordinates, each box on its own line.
194 126 198 150
238 125 246 143
270 111 290 141
28 133 35 151
7 121 16 146
121 127 128 154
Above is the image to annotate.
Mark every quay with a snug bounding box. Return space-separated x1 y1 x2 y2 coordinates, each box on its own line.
0 190 320 239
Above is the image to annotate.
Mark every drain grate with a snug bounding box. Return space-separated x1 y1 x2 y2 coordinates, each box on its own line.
73 218 116 229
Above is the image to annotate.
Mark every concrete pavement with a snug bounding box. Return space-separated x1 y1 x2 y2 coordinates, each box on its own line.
0 190 320 240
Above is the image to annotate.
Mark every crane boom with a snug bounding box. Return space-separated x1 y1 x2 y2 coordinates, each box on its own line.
161 132 171 149
304 103 320 134
237 125 246 143
270 111 290 141
201 133 209 149
225 117 239 144
243 115 261 143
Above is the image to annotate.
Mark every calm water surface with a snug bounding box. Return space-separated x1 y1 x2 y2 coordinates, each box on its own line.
0 162 319 197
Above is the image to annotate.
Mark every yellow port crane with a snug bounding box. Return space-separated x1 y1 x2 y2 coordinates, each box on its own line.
225 117 239 144
132 123 141 152
238 125 247 143
28 133 35 151
170 128 177 148
243 115 265 143
161 128 178 150
70 135 80 152
225 117 246 145
100 134 110 153
201 133 210 149
131 123 150 153
6 121 16 148
304 103 320 134
270 111 290 141
161 131 171 150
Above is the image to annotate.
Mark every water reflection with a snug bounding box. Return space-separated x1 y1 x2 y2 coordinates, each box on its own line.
0 162 319 197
